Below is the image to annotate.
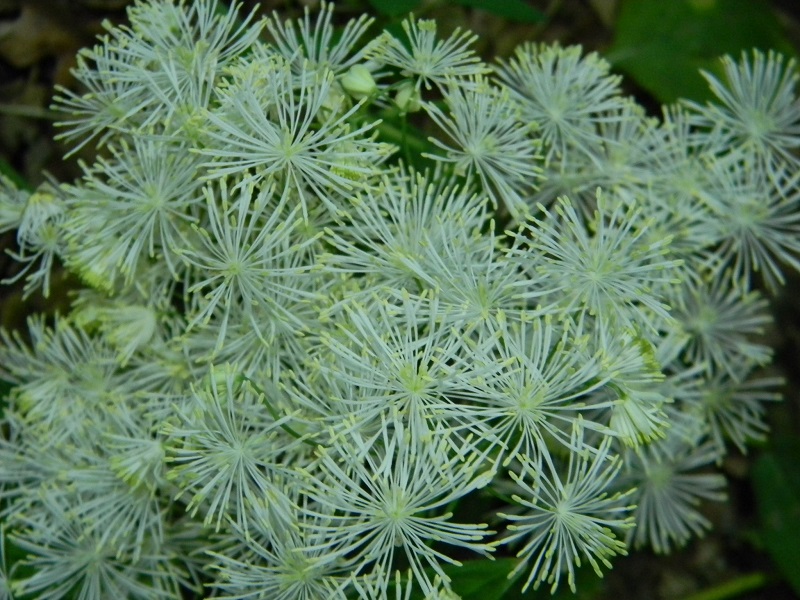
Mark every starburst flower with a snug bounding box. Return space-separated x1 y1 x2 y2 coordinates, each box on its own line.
63 137 204 287
322 166 491 304
9 489 186 600
686 49 800 171
198 57 390 217
508 191 681 333
464 314 609 466
163 364 304 536
301 413 495 597
0 316 129 447
495 43 624 163
589 325 671 448
700 156 800 292
177 177 320 354
2 183 66 298
499 420 634 594
684 369 783 454
266 1 374 76
424 77 540 218
370 17 487 92
671 268 772 379
208 500 351 600
623 432 727 554
316 292 490 435
53 0 262 152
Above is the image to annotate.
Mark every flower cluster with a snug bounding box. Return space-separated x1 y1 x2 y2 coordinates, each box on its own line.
0 1 798 598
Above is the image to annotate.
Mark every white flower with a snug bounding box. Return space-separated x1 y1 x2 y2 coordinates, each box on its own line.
687 369 782 454
208 500 351 600
499 421 634 593
371 17 487 92
316 292 489 435
266 1 374 76
2 183 65 298
672 267 772 379
687 49 800 171
623 432 727 554
178 177 320 354
63 137 204 287
0 316 127 447
495 43 624 163
199 57 390 217
465 314 608 466
53 0 263 152
301 414 495 597
424 77 540 218
323 166 490 302
9 489 184 600
163 364 304 536
701 156 800 292
508 191 681 333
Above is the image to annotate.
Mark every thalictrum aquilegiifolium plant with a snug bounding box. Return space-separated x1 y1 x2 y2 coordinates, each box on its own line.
0 1 799 598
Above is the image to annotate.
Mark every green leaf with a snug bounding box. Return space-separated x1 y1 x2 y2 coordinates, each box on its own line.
367 0 422 18
0 158 31 191
607 0 796 103
499 559 606 600
389 558 520 600
752 438 800 595
450 0 544 24
446 558 520 599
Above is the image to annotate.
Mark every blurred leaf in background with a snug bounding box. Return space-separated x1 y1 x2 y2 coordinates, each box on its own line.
366 0 543 23
607 0 797 103
752 436 800 596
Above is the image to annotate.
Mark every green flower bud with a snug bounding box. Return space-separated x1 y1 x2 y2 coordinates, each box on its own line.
341 64 377 99
394 81 421 113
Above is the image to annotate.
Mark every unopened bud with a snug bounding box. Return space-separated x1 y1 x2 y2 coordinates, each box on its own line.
394 81 421 113
341 64 377 99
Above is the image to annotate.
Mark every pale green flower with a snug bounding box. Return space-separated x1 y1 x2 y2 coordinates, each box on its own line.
10 489 185 600
495 43 624 163
499 421 634 594
687 49 800 171
623 432 727 553
508 191 681 333
208 500 351 600
178 177 319 354
302 413 495 597
671 268 772 379
63 137 203 287
371 17 487 92
266 1 375 76
424 77 540 218
689 370 783 454
198 57 390 217
701 156 800 292
163 364 304 536
2 183 66 297
465 314 609 466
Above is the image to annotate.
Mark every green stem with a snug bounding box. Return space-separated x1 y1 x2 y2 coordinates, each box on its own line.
0 104 57 120
681 572 770 600
375 119 430 156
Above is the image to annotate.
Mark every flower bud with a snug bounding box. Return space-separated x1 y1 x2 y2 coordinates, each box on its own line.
341 64 377 99
394 81 421 113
